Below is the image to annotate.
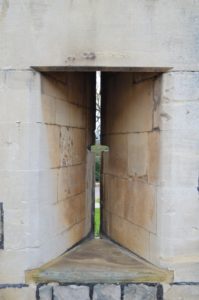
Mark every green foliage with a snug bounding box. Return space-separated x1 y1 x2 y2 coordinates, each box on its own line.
94 207 100 237
95 155 100 182
91 144 109 182
91 144 109 155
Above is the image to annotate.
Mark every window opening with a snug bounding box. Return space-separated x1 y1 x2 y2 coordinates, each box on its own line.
94 71 101 238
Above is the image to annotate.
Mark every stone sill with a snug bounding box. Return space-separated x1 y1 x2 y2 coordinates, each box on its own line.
26 238 173 284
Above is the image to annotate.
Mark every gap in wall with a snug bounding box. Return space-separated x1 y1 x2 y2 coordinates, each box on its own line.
30 67 167 265
94 71 101 238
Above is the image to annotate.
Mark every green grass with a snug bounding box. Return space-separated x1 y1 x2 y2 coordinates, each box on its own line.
94 207 100 237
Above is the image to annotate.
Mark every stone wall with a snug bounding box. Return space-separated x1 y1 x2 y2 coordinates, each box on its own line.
38 72 95 265
0 71 95 283
102 71 199 280
151 71 199 280
0 0 199 293
101 72 159 262
0 1 198 70
1 283 199 300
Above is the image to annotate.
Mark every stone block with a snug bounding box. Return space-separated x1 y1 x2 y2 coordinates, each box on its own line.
107 175 129 219
162 72 199 103
39 201 65 242
67 72 85 106
103 74 154 134
60 127 86 167
58 164 86 201
41 94 56 124
128 132 148 177
53 285 90 300
55 99 71 126
124 284 157 300
154 184 199 261
159 73 199 132
56 100 86 128
39 194 86 244
125 79 154 132
0 123 41 171
106 212 150 260
159 129 199 187
60 193 86 229
69 104 86 128
0 285 36 300
39 218 88 265
37 169 58 205
0 2 198 70
148 131 160 184
0 245 40 283
0 70 41 123
41 74 67 101
93 284 121 300
0 170 40 210
159 102 199 131
103 134 128 177
39 285 53 300
156 186 199 241
126 180 156 233
164 284 199 300
4 208 35 250
45 125 60 168
66 218 89 246
174 262 199 282
103 73 129 134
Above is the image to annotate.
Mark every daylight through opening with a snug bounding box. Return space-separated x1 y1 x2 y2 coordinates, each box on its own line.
94 71 101 238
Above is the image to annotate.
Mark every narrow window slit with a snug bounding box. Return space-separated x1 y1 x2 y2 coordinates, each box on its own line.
94 71 101 238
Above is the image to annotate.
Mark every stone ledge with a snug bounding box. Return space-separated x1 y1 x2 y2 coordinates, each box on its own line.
26 239 173 284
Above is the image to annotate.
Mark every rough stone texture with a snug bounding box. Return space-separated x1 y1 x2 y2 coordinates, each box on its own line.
124 284 157 300
0 71 94 282
0 285 36 300
39 285 53 300
60 127 86 166
53 285 90 300
93 284 121 300
164 284 199 300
